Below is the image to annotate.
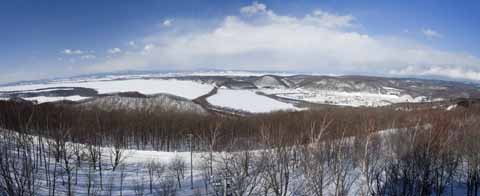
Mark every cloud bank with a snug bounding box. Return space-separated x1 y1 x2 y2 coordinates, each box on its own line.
87 2 480 81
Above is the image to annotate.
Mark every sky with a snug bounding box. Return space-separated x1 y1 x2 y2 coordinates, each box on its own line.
1 0 479 84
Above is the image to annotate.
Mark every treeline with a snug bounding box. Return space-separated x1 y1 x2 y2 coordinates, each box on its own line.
0 100 438 151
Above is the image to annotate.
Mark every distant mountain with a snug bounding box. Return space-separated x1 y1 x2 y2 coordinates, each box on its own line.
181 74 480 100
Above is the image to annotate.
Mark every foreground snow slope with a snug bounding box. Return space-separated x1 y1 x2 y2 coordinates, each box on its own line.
207 89 300 113
0 79 214 100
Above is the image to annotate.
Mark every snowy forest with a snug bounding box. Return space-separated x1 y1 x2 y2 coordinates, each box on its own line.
1 100 480 195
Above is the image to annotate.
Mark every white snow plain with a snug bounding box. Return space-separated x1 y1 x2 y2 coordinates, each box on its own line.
24 95 89 103
259 88 426 107
0 79 214 100
207 89 299 113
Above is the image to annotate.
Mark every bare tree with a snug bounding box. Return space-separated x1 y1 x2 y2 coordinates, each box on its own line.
119 164 126 196
204 120 222 176
354 118 383 196
298 119 334 196
462 116 480 196
329 131 358 196
198 155 212 195
216 152 262 196
158 175 177 196
109 144 126 171
169 155 186 189
146 159 166 194
133 169 146 196
0 131 37 196
301 142 332 196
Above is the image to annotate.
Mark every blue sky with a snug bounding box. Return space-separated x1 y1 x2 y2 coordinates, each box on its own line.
1 0 479 83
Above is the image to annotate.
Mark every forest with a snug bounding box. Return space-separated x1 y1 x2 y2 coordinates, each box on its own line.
0 100 479 195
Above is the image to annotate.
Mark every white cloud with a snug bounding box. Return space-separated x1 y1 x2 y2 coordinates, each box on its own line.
62 49 84 55
86 2 480 81
390 66 480 81
143 44 155 52
107 48 122 54
163 19 173 27
422 28 443 38
307 10 355 28
80 54 96 60
240 1 267 16
128 41 136 47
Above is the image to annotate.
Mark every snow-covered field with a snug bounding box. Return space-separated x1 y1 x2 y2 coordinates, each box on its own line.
207 89 300 113
0 79 214 100
0 73 433 108
260 88 426 107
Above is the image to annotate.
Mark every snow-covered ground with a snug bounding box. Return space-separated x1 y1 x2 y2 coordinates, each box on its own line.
0 73 432 107
1 125 471 196
24 95 90 103
207 89 300 113
0 79 214 100
260 88 426 107
7 88 76 93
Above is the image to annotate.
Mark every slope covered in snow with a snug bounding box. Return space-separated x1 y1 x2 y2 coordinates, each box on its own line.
81 94 206 113
253 75 289 88
207 89 300 113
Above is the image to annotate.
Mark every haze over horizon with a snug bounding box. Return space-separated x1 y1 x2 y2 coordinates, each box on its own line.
1 0 480 84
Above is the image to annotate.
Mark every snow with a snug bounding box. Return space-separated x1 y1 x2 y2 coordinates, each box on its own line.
260 88 426 107
446 104 457 111
82 95 206 113
4 88 75 93
0 74 430 107
254 75 286 88
24 95 89 103
1 126 472 196
382 86 402 95
207 89 299 113
0 79 214 100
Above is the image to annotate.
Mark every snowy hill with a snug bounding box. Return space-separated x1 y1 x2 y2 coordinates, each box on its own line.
80 93 206 113
253 75 289 89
